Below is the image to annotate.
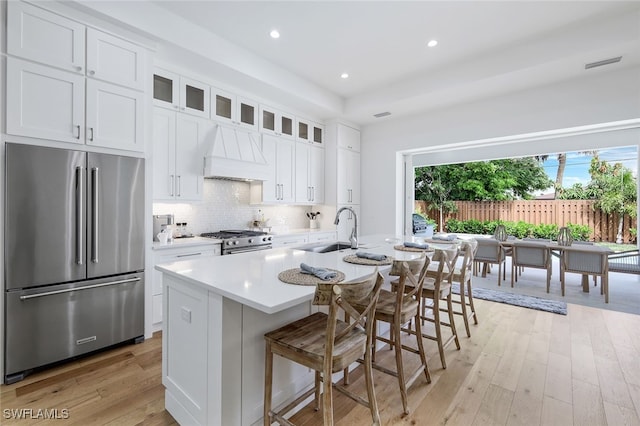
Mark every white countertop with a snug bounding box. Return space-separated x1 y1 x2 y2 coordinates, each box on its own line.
152 236 222 251
155 234 457 314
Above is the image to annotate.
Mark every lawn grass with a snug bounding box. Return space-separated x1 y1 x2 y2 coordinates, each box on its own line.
595 242 637 252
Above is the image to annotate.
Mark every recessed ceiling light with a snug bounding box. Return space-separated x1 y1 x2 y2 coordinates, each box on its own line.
270 30 280 39
341 73 349 79
427 39 438 48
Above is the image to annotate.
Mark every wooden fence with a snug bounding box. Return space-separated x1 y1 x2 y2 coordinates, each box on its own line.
415 200 637 243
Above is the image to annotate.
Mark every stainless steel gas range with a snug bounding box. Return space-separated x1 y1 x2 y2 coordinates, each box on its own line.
201 230 273 255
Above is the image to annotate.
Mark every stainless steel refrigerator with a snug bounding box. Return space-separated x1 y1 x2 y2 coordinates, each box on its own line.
4 143 145 384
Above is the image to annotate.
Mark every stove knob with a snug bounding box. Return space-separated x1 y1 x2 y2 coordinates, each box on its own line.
226 241 232 246
248 239 253 243
233 240 239 245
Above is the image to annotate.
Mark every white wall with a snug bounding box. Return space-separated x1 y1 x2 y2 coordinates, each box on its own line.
360 66 640 235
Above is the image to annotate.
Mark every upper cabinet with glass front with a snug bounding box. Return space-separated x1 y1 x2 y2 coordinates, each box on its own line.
153 68 210 118
259 105 294 140
296 117 323 144
211 88 258 131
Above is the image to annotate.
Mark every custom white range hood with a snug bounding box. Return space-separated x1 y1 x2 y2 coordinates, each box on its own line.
203 124 270 181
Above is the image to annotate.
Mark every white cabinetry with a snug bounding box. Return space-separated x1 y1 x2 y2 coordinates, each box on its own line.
337 122 361 152
7 58 144 151
6 1 147 152
336 148 360 205
251 134 295 203
312 122 325 144
7 0 85 74
211 88 258 130
308 231 337 243
295 143 324 204
153 107 212 201
7 58 84 144
271 233 309 248
325 122 361 238
259 105 294 139
296 118 324 145
152 243 221 329
86 28 146 90
153 68 210 118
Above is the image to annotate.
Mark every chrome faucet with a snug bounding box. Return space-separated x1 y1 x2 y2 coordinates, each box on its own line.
334 206 358 249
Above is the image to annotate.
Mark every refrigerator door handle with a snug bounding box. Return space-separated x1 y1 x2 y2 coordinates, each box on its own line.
91 167 99 263
19 277 141 300
76 166 84 265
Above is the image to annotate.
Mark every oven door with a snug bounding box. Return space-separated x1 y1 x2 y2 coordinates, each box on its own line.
224 245 272 255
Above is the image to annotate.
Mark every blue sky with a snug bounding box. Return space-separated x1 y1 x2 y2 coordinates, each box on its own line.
537 145 637 193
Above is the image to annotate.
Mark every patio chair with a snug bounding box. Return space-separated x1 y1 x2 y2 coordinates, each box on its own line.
511 241 552 292
608 249 640 275
560 249 609 302
474 238 506 285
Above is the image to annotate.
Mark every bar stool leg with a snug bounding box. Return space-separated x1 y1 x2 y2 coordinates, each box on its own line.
459 281 471 337
263 341 273 426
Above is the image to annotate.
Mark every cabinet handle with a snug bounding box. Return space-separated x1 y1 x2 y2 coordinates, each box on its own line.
89 127 94 141
169 175 175 196
176 252 202 258
88 70 95 76
75 125 81 139
311 186 315 202
74 66 83 72
177 176 181 197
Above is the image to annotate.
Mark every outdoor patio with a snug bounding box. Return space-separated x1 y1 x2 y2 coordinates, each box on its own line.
471 253 640 316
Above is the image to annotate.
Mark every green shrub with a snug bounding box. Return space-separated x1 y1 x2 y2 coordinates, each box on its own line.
444 219 592 241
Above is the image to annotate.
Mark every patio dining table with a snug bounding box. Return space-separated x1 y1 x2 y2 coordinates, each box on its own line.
497 239 613 293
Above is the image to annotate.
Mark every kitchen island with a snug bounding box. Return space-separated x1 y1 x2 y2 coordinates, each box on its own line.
155 234 445 426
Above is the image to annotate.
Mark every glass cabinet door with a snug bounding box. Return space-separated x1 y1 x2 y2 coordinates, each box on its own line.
280 113 294 139
312 123 324 144
180 76 209 118
296 118 310 142
153 69 180 109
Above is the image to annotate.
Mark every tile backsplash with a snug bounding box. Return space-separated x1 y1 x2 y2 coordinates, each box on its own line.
153 179 314 234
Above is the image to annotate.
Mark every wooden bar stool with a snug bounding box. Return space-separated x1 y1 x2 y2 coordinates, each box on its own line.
354 256 432 415
417 248 461 369
263 271 384 426
450 240 479 337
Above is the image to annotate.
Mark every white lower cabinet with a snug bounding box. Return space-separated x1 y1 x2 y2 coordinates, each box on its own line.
271 233 308 248
308 231 337 243
161 274 312 426
152 243 221 329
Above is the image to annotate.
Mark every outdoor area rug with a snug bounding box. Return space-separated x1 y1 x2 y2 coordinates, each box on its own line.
451 283 568 315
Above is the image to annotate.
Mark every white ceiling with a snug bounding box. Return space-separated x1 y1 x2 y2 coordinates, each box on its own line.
143 1 640 125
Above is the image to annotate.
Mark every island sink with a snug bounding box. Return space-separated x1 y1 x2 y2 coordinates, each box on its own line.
297 241 354 253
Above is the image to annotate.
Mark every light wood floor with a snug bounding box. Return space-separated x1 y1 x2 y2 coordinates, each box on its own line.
2 297 639 425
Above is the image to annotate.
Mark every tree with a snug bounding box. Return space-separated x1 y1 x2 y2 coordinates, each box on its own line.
415 167 457 231
536 151 597 198
588 156 637 244
416 158 551 202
